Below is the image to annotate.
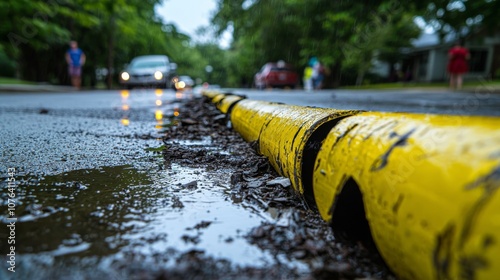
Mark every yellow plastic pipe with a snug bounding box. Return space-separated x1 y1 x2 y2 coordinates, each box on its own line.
202 90 222 99
205 92 500 279
231 99 358 202
216 95 245 114
313 112 500 279
211 93 226 105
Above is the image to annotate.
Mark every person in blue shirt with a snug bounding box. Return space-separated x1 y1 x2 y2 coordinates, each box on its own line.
65 41 86 89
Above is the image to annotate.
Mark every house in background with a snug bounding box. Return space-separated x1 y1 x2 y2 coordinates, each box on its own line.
402 31 500 82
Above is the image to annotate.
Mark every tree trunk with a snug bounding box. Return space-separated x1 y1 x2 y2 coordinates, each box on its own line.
356 70 365 86
106 15 115 90
329 62 342 88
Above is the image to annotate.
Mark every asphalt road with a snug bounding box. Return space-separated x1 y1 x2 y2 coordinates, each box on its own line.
226 88 500 116
0 89 321 279
0 87 497 279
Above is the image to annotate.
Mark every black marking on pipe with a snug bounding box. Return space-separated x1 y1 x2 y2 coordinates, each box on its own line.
370 128 416 172
433 223 455 280
363 120 399 141
348 123 364 145
256 114 276 154
392 194 404 214
459 255 488 280
331 123 359 148
460 165 500 249
290 128 301 149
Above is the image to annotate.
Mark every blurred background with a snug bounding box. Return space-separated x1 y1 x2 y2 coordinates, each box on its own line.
0 0 498 89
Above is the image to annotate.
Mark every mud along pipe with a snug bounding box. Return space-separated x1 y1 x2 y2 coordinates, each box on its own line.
229 98 358 206
313 112 500 280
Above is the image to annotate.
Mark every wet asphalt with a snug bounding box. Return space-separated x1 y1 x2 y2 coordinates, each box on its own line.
0 89 296 279
1 87 498 279
228 88 500 116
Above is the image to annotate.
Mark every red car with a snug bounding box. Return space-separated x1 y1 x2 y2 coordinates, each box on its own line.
254 61 299 89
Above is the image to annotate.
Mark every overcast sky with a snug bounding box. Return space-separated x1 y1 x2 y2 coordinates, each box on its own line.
155 0 231 47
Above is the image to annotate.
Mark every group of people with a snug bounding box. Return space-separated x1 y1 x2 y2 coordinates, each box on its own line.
303 56 325 91
66 39 470 91
300 39 470 91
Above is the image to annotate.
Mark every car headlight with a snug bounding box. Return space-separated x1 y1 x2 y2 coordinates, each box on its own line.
175 81 186 90
154 71 163 80
121 72 130 81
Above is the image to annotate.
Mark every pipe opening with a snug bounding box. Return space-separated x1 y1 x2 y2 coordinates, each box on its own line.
302 117 347 210
330 178 392 273
331 177 376 248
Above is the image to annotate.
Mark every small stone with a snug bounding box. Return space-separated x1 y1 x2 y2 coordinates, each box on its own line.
266 177 291 188
182 180 198 190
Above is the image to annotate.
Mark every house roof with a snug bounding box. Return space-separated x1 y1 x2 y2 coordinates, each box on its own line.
411 32 440 48
403 32 457 53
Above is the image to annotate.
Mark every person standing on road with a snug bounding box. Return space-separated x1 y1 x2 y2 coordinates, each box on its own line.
303 64 313 91
447 40 469 90
312 60 325 90
65 40 86 89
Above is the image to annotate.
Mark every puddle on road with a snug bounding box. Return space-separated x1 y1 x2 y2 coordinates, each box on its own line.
1 165 152 257
0 91 306 278
1 162 294 279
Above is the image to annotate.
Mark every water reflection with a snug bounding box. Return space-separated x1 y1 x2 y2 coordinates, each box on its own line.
120 118 130 126
115 89 185 129
120 90 130 99
0 165 152 256
155 110 163 121
120 90 131 126
155 89 163 97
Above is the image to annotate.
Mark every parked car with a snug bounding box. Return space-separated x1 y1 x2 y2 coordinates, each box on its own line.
254 61 299 89
119 55 177 89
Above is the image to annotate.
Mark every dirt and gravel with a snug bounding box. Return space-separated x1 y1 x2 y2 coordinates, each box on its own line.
158 95 396 279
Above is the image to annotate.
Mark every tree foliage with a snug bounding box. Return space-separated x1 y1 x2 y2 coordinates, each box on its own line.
421 0 500 40
212 0 496 87
2 0 495 87
0 0 214 87
212 0 422 87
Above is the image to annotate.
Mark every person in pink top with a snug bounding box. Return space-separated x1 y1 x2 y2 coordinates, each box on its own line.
447 40 470 90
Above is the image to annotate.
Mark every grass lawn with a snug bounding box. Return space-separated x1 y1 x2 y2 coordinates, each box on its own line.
0 76 36 85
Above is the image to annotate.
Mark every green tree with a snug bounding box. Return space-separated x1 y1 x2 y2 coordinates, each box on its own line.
421 0 500 40
211 0 422 87
342 2 420 85
0 0 209 88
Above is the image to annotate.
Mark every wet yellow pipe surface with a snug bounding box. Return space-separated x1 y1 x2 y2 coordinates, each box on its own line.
217 95 245 114
230 99 357 197
204 92 500 280
314 112 500 280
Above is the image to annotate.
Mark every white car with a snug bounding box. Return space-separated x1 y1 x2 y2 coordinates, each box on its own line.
119 55 177 89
